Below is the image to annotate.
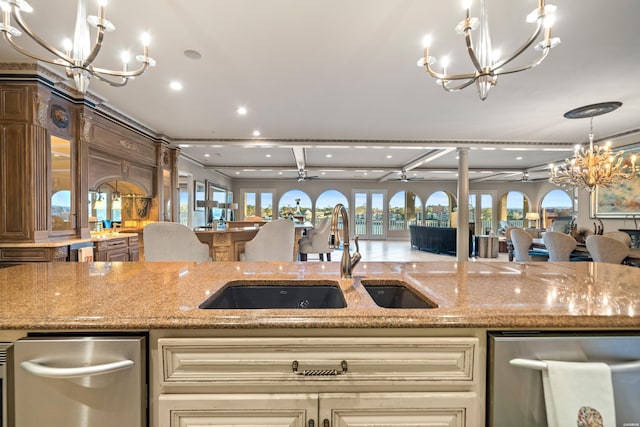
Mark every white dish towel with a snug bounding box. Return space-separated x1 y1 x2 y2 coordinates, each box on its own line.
542 360 616 427
78 246 94 262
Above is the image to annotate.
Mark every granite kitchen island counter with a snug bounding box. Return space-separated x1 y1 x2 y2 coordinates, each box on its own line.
1 260 639 330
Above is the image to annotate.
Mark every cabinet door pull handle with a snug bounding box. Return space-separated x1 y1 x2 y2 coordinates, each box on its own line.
291 360 348 376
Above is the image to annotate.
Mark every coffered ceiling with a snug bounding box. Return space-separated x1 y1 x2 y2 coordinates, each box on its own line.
2 0 639 183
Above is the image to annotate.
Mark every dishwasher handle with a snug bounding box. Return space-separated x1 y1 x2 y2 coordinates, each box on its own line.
510 358 640 373
20 359 134 379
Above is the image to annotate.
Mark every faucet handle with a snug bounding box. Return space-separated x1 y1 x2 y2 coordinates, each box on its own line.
353 235 360 253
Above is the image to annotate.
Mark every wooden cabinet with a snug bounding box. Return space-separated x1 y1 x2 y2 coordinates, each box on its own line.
159 394 316 427
156 336 480 427
93 235 140 261
128 235 140 261
160 392 473 427
0 245 68 266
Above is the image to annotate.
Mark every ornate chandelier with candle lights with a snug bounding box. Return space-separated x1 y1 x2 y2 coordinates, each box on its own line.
0 0 155 93
418 0 560 100
549 102 638 193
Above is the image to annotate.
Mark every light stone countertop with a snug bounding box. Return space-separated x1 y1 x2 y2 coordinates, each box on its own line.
1 260 639 330
0 232 138 248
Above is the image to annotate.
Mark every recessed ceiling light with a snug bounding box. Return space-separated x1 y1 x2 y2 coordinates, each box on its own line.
183 49 202 60
265 154 271 158
237 106 248 115
235 171 240 175
326 154 332 158
253 130 261 136
204 153 210 158
169 81 183 91
386 155 392 159
516 156 523 160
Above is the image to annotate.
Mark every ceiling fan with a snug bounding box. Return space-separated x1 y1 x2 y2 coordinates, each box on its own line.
391 171 424 182
297 168 319 182
521 170 549 183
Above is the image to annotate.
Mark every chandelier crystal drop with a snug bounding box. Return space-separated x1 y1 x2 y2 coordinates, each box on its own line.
418 0 560 100
0 0 156 93
549 102 638 193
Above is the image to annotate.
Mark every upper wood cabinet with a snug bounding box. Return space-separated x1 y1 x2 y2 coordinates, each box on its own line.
0 77 178 245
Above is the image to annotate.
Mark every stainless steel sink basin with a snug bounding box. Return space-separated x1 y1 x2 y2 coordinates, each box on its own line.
361 279 437 309
199 280 346 309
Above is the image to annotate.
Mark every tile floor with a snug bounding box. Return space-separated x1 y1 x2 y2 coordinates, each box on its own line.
303 239 510 263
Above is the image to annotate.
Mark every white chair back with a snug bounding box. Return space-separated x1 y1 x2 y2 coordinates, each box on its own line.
241 219 295 261
543 231 577 262
586 235 630 264
550 220 570 233
603 231 632 247
298 217 332 260
143 222 211 261
510 228 533 262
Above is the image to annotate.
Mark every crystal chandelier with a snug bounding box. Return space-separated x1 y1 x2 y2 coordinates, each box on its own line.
0 0 155 93
549 102 638 193
418 0 560 100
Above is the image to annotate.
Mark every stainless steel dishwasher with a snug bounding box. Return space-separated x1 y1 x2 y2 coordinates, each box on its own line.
13 335 146 427
488 331 640 427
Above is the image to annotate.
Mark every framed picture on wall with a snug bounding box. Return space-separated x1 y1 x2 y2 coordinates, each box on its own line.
591 175 640 218
194 181 205 211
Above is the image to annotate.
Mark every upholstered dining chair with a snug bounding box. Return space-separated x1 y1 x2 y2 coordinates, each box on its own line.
543 231 577 262
549 219 570 233
298 217 332 261
586 235 630 264
603 231 632 247
240 219 295 261
143 222 211 261
510 228 535 262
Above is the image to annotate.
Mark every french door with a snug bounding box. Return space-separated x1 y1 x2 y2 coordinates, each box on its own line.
352 190 386 240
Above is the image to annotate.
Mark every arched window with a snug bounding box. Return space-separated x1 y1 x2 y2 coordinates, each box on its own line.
409 192 423 226
279 190 312 221
498 191 530 228
425 191 456 228
315 190 348 225
541 189 573 230
388 191 422 230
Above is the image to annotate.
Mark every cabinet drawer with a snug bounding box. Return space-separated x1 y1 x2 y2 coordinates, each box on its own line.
159 337 477 392
95 237 128 251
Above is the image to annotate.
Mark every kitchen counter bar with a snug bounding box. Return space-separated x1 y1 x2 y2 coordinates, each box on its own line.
0 232 139 248
1 261 639 330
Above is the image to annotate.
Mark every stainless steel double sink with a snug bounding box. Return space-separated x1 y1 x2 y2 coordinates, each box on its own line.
198 279 437 310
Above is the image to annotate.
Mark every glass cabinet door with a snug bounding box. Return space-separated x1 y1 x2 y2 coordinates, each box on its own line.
50 136 74 234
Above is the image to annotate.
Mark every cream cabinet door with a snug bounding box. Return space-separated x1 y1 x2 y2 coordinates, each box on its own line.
319 392 479 427
159 393 318 427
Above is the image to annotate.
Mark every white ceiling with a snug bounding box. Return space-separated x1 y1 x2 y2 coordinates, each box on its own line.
2 0 639 183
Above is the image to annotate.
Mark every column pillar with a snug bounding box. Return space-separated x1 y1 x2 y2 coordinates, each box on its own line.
457 147 470 261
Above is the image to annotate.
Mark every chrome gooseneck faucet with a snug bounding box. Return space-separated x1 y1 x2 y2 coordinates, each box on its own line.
330 203 361 278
